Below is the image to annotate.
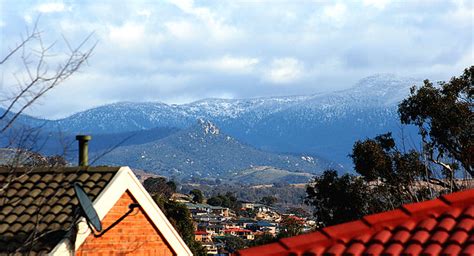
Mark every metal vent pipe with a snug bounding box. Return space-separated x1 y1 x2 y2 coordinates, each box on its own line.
76 135 91 167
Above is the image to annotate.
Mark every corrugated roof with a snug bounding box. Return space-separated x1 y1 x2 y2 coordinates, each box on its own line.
238 188 474 256
0 166 120 254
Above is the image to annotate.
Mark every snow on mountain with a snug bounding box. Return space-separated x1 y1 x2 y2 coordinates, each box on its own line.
49 73 420 134
10 74 422 169
184 96 309 119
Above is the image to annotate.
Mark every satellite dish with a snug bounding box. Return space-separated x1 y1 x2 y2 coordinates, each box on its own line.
74 183 102 232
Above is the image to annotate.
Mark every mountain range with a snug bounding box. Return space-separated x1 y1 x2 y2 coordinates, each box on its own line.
2 74 423 181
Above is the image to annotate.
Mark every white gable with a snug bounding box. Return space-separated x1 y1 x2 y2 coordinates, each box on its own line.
50 166 192 256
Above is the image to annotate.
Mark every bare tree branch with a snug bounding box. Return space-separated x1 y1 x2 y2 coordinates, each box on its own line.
1 26 97 132
0 18 40 65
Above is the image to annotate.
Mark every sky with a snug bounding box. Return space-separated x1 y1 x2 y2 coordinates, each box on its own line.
0 0 472 119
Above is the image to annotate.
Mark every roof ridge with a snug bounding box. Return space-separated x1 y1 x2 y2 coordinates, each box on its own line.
0 166 121 173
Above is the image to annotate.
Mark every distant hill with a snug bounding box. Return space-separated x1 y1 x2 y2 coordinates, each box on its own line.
228 166 313 185
93 119 336 179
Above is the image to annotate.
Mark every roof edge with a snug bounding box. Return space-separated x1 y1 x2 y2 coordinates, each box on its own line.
237 188 474 256
0 166 121 174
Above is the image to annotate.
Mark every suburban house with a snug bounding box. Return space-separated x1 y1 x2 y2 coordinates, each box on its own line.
185 202 230 218
253 221 277 235
210 205 230 217
194 230 212 243
171 193 193 203
240 201 255 210
238 188 474 255
0 136 192 255
223 228 255 240
235 217 256 229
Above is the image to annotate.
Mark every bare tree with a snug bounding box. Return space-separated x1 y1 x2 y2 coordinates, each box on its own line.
1 17 96 133
0 17 96 166
0 16 96 176
0 18 98 254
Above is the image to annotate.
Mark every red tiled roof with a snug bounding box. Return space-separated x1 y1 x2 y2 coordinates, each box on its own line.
238 188 474 256
286 215 305 221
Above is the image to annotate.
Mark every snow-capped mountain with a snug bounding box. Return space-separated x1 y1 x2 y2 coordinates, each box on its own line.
4 74 422 168
49 74 418 131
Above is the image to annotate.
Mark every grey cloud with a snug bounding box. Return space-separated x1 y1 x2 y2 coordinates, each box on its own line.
1 0 472 118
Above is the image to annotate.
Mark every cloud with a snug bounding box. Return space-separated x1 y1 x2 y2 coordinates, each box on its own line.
137 9 152 19
186 56 260 74
321 3 348 27
168 0 241 41
363 0 391 10
165 20 197 40
107 22 149 48
263 58 304 84
2 0 471 118
36 2 67 13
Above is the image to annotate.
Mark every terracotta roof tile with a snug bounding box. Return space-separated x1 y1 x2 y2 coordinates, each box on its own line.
461 244 474 256
449 230 469 244
383 243 403 255
303 245 324 256
371 229 391 244
364 243 384 255
237 188 474 256
344 242 364 255
437 217 456 231
442 244 462 255
390 229 410 244
443 207 463 218
325 243 345 255
462 205 474 218
0 166 119 254
352 233 371 244
397 219 416 231
430 230 449 244
403 243 423 254
422 242 442 255
410 230 430 244
416 217 437 231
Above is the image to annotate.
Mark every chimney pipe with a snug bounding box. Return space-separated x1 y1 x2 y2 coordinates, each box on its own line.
76 135 91 167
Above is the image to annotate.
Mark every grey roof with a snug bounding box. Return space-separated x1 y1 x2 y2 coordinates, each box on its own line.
0 166 120 254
